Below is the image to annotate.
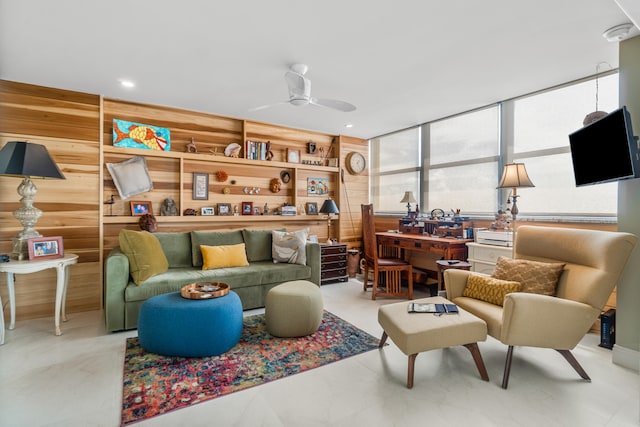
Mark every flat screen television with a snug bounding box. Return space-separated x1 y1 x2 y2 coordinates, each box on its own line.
569 106 639 187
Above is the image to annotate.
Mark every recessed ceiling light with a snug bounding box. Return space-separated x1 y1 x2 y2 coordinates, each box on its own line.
602 23 634 42
345 123 354 128
119 79 135 88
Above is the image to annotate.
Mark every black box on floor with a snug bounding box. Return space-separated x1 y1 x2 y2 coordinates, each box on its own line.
599 309 616 349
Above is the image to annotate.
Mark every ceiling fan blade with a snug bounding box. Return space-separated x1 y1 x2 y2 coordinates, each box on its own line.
310 97 356 112
248 101 289 112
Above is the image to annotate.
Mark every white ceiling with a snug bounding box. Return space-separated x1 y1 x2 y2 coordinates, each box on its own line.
0 0 638 140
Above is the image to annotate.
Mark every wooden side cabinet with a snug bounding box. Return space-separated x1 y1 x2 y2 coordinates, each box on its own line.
466 242 513 274
320 243 348 285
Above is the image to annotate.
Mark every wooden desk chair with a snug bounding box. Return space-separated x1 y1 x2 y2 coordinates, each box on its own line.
361 204 413 300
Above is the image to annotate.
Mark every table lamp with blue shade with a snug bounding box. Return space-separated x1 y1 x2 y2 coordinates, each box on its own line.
0 141 65 260
320 199 340 243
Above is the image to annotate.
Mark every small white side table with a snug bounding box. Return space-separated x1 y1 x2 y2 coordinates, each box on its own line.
0 253 78 343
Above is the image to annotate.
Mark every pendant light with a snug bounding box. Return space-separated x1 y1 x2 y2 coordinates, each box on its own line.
583 62 611 126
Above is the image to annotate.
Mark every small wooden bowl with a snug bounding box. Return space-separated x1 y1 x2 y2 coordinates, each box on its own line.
181 282 229 299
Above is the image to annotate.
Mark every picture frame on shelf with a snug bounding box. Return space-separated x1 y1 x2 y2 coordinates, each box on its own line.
131 201 152 216
27 236 64 260
253 206 261 215
193 172 209 200
217 203 231 216
306 202 318 215
242 201 253 215
287 148 300 163
201 207 215 216
307 177 329 196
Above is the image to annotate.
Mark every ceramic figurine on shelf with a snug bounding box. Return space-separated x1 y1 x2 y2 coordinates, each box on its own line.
160 198 178 216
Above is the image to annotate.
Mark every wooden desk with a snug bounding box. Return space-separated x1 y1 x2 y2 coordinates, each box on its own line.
376 232 472 275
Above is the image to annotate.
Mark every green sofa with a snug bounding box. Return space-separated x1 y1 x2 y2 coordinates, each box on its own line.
104 229 321 332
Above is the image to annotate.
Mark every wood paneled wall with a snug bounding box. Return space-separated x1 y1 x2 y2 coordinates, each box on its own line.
337 136 369 249
0 80 102 320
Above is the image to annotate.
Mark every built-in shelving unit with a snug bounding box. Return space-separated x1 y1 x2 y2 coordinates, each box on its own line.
99 98 365 257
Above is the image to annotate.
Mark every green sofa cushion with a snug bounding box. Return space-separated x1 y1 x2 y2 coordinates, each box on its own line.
190 230 244 267
154 232 192 268
124 262 311 303
242 229 280 262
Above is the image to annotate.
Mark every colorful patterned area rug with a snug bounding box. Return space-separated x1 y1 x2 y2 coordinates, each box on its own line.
121 311 380 425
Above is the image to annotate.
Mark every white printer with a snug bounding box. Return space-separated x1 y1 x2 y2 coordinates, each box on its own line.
475 229 513 247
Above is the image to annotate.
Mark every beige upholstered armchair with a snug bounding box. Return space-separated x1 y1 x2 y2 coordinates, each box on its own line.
444 225 637 389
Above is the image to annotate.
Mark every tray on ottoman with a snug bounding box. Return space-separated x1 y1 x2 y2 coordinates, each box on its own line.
181 282 229 299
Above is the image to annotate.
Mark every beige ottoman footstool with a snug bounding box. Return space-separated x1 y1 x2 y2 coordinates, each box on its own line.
265 280 323 337
378 296 489 388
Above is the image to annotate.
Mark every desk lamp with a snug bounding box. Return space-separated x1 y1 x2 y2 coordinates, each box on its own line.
0 141 65 260
399 191 417 217
497 163 534 221
319 199 339 243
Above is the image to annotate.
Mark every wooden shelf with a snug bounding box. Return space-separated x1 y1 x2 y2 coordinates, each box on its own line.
102 215 334 224
102 145 339 173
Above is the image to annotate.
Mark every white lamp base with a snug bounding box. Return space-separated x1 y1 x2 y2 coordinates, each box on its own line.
11 178 43 260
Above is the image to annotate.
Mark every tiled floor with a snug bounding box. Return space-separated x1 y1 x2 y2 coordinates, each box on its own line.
0 279 638 426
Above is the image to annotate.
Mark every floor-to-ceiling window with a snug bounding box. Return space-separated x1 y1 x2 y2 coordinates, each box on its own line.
370 127 421 213
370 71 620 220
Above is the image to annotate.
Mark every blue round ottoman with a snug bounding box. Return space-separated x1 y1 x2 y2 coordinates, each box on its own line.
138 291 243 357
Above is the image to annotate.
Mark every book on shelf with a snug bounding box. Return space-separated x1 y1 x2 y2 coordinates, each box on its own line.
407 302 459 314
245 140 268 160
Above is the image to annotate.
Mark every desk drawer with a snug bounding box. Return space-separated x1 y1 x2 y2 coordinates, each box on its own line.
379 236 447 254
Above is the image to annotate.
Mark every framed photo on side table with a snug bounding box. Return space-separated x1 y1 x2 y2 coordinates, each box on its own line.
131 201 152 216
28 236 64 260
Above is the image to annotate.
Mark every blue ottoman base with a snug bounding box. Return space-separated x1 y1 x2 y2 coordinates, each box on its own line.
138 291 243 357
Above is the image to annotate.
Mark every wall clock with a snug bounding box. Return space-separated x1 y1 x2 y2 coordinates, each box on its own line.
346 151 366 175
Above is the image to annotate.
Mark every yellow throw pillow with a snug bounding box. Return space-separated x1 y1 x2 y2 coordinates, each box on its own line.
119 229 169 285
492 256 565 296
201 243 249 270
463 274 521 306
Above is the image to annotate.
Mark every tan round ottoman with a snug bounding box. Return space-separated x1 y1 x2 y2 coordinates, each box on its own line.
265 280 323 337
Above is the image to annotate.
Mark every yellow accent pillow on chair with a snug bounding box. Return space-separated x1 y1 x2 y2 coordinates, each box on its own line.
463 274 521 306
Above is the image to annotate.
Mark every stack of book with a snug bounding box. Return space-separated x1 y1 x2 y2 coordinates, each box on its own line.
246 140 269 160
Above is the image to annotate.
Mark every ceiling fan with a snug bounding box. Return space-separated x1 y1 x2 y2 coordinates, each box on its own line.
250 64 356 112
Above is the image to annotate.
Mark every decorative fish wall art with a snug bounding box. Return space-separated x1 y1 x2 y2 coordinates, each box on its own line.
113 119 171 151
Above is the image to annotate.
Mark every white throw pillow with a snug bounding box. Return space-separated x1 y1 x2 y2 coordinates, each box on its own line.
272 228 309 265
106 156 154 200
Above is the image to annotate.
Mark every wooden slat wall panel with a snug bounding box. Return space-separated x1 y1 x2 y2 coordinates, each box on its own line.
245 121 337 164
337 136 368 249
103 99 243 155
0 80 101 321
